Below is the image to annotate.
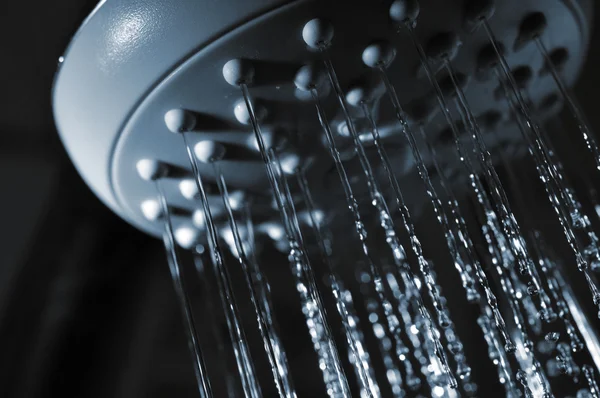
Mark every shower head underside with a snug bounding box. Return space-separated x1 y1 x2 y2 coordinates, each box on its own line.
53 0 592 241
52 1 600 397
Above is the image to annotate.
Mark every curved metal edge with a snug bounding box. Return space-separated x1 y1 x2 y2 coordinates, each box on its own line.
51 0 112 211
52 0 299 234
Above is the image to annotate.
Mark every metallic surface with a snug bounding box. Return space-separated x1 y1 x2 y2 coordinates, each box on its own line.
54 0 592 238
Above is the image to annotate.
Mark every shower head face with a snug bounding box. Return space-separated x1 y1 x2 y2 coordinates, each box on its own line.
53 0 590 238
50 2 600 397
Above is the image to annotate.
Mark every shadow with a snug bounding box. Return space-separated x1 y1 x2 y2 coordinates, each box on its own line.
189 112 246 133
437 72 470 98
476 41 505 81
436 120 466 145
540 47 568 76
252 59 306 88
170 206 192 218
164 164 192 179
495 65 533 100
404 94 437 123
222 142 262 162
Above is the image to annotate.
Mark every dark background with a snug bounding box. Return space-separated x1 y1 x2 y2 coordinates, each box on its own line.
0 1 599 397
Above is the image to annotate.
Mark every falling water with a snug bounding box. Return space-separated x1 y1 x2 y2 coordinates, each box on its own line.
323 58 451 335
496 75 600 312
339 287 382 398
384 272 426 370
193 256 238 398
464 205 524 397
242 203 260 266
592 186 600 223
509 76 596 246
426 261 475 391
213 162 296 398
424 123 541 345
541 134 600 271
513 269 544 334
442 58 558 327
569 147 600 226
295 169 380 398
530 351 554 398
360 272 415 395
466 183 554 396
517 369 534 398
309 82 455 388
494 132 561 308
493 143 559 336
392 268 461 393
418 115 519 357
362 102 479 303
401 22 554 327
394 270 464 397
240 203 297 396
182 134 262 398
477 313 520 398
480 21 600 316
537 238 600 393
398 269 459 394
156 182 213 398
555 342 580 381
384 270 437 392
377 63 519 363
472 122 558 330
494 139 560 321
321 57 458 389
388 268 462 395
534 36 600 172
248 95 349 395
477 159 546 344
274 175 350 395
583 365 600 398
531 233 585 353
238 83 350 397
363 296 407 397
499 73 588 267
492 259 538 360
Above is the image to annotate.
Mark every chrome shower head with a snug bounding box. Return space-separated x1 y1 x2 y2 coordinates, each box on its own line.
53 0 591 239
53 1 600 397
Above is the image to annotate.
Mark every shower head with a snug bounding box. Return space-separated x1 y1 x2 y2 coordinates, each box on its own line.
53 0 592 239
53 1 600 397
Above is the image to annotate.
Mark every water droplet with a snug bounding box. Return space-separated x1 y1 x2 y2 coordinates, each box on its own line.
527 283 539 295
458 366 472 380
504 341 517 353
545 332 560 342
